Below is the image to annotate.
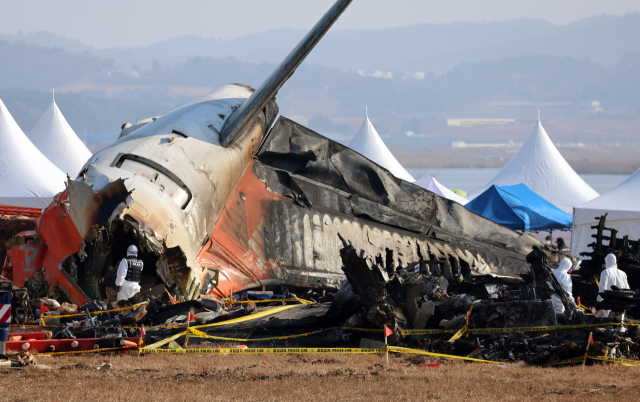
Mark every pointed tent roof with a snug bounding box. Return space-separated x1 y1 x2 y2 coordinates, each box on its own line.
28 96 92 176
348 112 415 182
413 177 469 205
571 168 640 256
467 120 598 213
0 98 66 208
574 168 640 224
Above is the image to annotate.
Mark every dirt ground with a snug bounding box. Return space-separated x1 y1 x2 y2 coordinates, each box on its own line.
2 351 640 402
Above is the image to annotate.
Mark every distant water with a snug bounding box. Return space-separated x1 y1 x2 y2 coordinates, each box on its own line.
407 168 628 195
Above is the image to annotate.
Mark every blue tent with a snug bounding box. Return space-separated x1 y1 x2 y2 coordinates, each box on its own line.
465 184 572 231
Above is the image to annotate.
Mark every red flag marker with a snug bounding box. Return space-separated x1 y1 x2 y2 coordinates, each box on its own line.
189 312 196 322
140 324 146 339
384 325 394 364
40 303 50 313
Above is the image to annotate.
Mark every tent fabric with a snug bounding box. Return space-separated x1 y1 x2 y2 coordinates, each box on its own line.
0 98 66 209
348 114 415 182
413 177 469 205
571 168 640 257
467 120 598 213
465 184 573 231
28 98 92 176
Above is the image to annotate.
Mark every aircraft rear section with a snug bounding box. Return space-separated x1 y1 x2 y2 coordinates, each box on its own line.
197 117 562 298
198 160 532 298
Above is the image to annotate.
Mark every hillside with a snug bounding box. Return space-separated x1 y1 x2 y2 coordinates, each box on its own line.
4 14 640 73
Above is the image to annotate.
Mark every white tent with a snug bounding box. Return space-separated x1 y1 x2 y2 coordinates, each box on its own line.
0 98 67 209
348 112 415 182
28 96 92 176
467 119 598 213
571 168 640 257
413 177 469 205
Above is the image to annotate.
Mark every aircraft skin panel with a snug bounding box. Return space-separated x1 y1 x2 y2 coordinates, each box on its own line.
197 160 532 298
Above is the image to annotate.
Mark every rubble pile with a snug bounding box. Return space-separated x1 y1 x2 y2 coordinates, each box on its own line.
1 214 640 368
325 242 640 365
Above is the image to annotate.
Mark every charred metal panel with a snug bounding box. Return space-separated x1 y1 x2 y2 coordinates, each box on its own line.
258 117 552 262
197 158 538 298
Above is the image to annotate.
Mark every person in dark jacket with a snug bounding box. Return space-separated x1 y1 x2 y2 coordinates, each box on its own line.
555 237 569 254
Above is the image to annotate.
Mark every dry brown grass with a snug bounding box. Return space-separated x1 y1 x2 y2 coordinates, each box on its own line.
3 351 640 402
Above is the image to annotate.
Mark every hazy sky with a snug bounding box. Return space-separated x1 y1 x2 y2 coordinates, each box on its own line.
2 0 640 48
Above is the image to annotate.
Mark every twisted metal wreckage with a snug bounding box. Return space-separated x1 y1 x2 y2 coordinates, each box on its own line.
3 0 640 366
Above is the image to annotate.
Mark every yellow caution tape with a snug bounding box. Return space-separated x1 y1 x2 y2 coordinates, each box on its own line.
447 324 468 343
145 305 300 349
139 343 510 364
37 321 184 330
448 302 476 343
468 322 638 334
192 305 299 329
388 346 514 365
586 354 640 366
227 297 315 305
577 303 593 315
40 346 138 356
186 326 332 342
141 330 640 367
144 331 186 350
141 347 382 355
42 302 150 320
401 329 457 335
187 325 389 342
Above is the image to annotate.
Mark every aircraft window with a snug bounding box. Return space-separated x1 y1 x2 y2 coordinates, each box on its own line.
115 154 192 209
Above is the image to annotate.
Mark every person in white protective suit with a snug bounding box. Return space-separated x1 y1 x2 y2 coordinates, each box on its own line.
595 254 630 318
550 258 576 314
115 245 144 301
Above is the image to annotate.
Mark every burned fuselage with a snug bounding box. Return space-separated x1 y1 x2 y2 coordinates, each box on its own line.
197 117 569 298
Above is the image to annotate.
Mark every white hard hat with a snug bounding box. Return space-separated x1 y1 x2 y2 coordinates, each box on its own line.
127 245 138 255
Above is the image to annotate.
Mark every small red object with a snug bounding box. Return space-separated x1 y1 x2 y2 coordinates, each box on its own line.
121 340 138 347
418 363 439 368
262 361 270 366
577 296 581 304
383 325 394 337
139 324 146 338
40 303 50 313
189 312 195 322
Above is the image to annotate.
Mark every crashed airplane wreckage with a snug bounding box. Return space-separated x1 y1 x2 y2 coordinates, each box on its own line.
3 0 567 307
2 110 571 305
3 0 640 367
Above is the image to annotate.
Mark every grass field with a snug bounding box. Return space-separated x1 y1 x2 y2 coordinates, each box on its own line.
4 351 640 402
